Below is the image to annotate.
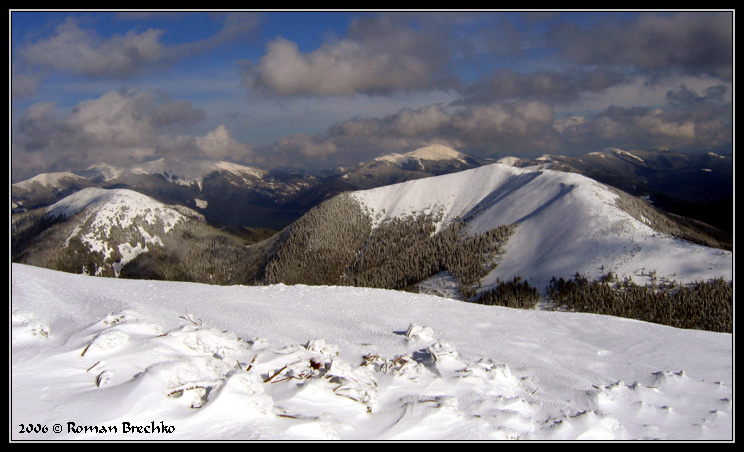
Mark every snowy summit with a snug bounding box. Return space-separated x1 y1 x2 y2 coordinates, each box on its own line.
351 163 731 292
374 144 471 167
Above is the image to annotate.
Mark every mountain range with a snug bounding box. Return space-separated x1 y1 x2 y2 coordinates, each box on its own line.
12 145 732 235
11 150 734 441
12 149 732 309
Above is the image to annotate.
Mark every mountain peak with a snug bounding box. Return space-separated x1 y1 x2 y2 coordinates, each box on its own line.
375 144 469 166
41 188 201 277
46 187 191 229
13 171 87 191
349 163 732 291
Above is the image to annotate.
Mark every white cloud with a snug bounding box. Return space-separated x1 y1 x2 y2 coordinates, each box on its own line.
243 15 451 97
11 89 208 181
196 125 254 161
245 37 435 97
19 18 167 78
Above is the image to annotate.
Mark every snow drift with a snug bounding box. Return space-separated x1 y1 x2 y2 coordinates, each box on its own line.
11 263 733 441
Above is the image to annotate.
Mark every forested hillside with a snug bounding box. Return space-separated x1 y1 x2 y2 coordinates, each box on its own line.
255 193 517 302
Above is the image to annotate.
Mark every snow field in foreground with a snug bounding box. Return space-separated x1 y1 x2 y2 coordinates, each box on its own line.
11 264 733 441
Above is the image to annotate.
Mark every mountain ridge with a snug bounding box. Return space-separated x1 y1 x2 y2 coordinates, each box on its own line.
341 163 732 293
12 146 730 234
496 147 733 233
11 146 485 231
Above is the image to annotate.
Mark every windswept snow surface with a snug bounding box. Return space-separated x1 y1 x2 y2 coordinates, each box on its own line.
351 163 732 292
11 264 733 441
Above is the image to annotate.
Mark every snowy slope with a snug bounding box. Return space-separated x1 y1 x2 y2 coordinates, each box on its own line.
351 163 732 292
47 187 190 228
11 263 733 441
44 188 200 276
13 171 89 192
12 171 93 212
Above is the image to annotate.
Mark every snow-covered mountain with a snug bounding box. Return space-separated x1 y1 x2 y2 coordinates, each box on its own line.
11 187 256 284
10 262 733 440
261 162 731 298
12 158 319 230
10 156 734 440
373 144 476 167
333 144 485 189
77 158 305 194
12 147 490 231
505 147 733 234
11 171 95 212
13 146 731 235
14 188 196 277
128 158 270 191
13 171 90 192
13 159 731 299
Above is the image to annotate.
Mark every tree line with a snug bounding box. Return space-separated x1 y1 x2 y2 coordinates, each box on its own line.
547 272 732 333
611 187 732 250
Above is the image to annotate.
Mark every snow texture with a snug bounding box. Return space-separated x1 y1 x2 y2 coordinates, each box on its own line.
11 263 733 441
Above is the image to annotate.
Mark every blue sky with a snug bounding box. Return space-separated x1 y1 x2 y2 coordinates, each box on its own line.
10 10 733 181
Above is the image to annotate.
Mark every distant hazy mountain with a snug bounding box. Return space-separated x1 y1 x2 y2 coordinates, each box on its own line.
12 158 319 231
11 171 96 211
332 144 486 189
12 161 732 306
282 144 488 215
11 146 732 237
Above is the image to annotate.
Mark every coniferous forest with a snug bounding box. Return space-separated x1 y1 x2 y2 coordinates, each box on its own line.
547 273 733 333
257 193 517 301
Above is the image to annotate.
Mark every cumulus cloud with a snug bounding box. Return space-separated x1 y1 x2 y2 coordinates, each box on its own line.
18 17 169 78
12 12 732 179
258 101 562 169
196 125 255 161
554 87 732 153
260 81 731 169
11 89 210 181
13 13 260 91
242 15 452 97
